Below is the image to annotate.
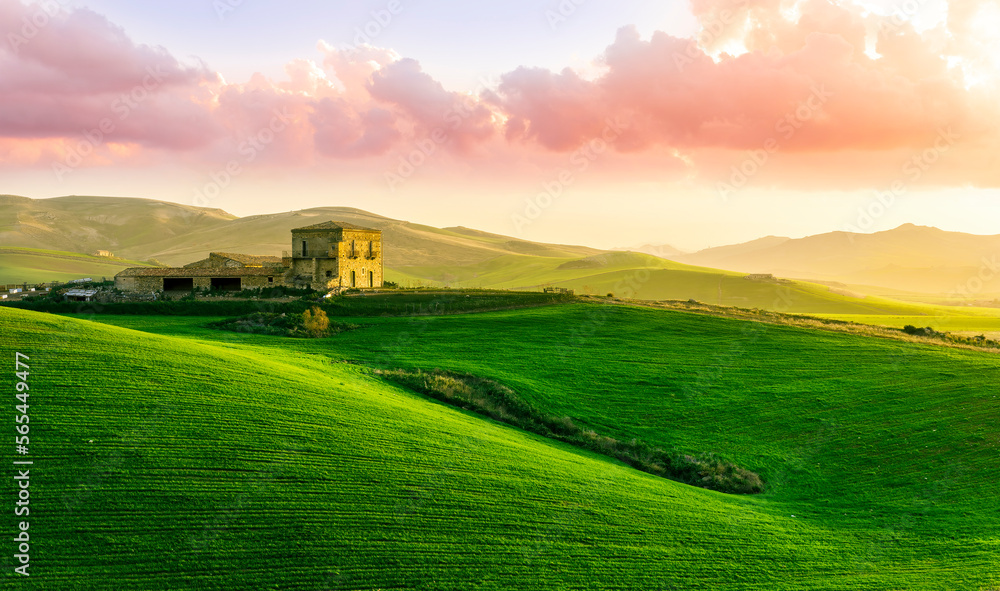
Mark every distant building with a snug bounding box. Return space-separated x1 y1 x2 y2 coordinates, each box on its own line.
114 221 384 293
64 289 99 302
745 274 775 281
94 250 114 258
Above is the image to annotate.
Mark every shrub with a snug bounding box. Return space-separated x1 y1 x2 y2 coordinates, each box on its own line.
302 306 330 337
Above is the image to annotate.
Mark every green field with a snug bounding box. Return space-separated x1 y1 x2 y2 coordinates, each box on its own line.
818 313 1000 337
4 298 998 589
0 247 152 284
394 251 1000 323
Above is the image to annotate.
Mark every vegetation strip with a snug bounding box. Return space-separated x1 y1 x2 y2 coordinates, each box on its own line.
375 368 764 495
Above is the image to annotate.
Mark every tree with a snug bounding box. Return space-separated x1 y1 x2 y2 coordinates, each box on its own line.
301 306 329 337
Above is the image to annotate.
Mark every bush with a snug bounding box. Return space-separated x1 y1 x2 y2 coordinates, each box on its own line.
302 306 330 337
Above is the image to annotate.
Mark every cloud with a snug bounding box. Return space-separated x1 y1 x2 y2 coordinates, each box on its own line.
311 98 400 158
0 1 220 150
491 14 991 155
1 0 998 192
368 58 496 153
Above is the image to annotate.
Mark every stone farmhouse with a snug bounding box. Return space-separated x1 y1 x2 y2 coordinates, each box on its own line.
115 221 383 293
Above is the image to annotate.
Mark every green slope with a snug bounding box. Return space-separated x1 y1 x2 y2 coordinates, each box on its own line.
397 251 1000 317
0 307 884 590
64 303 1000 589
0 247 153 284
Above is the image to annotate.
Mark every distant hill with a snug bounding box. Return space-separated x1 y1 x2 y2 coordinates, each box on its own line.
5 196 998 305
674 224 1000 296
0 194 235 256
612 243 687 258
0 195 600 270
0 247 154 284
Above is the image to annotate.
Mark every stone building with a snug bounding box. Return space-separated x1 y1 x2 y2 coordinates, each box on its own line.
114 221 383 293
286 221 383 291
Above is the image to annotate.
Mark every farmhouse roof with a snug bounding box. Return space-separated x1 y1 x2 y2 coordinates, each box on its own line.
291 220 378 232
210 252 284 265
65 289 99 297
115 267 283 278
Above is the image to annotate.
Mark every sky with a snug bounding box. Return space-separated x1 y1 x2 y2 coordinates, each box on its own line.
2 0 1000 251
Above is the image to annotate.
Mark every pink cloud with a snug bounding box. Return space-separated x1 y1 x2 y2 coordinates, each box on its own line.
489 7 993 156
368 58 495 153
0 1 219 150
1 0 997 192
311 98 400 158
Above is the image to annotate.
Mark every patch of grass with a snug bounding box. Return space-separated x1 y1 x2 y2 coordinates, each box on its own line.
377 368 764 494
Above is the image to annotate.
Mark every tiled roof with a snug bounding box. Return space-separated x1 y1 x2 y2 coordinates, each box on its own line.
211 252 284 265
116 267 284 278
291 220 379 232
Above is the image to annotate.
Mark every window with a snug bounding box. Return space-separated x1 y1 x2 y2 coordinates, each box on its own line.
369 271 374 287
350 271 356 287
368 241 373 258
268 276 274 284
301 240 308 257
325 270 332 278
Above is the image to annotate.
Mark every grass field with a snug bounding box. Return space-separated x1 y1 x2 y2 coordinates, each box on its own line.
12 299 997 589
0 247 153 284
394 251 1000 323
817 313 1000 338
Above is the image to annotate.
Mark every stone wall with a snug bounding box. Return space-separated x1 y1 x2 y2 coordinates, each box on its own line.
335 230 383 288
115 273 281 292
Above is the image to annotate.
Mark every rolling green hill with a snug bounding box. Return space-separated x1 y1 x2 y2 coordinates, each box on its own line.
0 195 600 269
0 247 154 284
395 250 1000 316
16 301 999 589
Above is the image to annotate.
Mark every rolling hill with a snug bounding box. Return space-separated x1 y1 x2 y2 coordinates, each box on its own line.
0 195 600 270
8 299 998 589
0 247 154 285
0 194 236 256
6 196 1000 322
673 224 1000 296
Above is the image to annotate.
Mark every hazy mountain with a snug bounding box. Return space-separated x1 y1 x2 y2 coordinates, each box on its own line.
674 224 1000 295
